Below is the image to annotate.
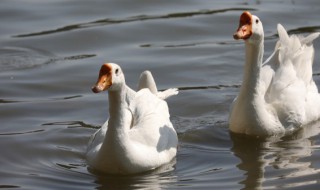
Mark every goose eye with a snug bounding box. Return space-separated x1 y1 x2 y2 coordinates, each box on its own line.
115 68 119 75
256 19 259 24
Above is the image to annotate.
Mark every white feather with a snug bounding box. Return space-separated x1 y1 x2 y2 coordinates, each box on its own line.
229 13 320 136
86 64 178 174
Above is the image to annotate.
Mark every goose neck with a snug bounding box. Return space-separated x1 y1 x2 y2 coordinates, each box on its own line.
241 40 264 97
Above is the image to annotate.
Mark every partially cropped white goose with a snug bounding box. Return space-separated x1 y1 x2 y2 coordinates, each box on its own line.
86 63 178 174
229 11 320 136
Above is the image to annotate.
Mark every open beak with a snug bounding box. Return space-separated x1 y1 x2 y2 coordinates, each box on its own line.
233 11 253 40
92 64 112 93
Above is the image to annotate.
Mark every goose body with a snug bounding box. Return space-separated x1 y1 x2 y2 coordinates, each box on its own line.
86 63 178 174
229 11 320 136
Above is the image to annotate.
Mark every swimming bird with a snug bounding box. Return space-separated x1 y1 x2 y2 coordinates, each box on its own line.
229 11 320 136
86 63 178 174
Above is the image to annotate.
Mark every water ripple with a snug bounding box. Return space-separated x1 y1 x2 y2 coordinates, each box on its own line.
42 121 99 129
0 46 95 72
0 95 83 105
0 129 45 136
177 84 241 91
288 25 320 34
13 8 256 38
140 40 238 48
0 185 20 189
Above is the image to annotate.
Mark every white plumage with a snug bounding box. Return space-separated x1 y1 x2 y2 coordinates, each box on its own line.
229 11 320 136
86 63 178 174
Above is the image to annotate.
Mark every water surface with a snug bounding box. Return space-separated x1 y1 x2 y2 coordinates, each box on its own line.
1 0 320 189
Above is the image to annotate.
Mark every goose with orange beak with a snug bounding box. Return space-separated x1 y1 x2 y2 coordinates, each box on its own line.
87 63 178 174
229 11 320 136
233 11 253 40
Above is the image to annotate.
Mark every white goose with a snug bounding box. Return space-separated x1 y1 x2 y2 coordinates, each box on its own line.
86 63 178 174
229 11 320 136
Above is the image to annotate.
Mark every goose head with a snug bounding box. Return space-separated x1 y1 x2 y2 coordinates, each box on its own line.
92 63 125 93
233 11 264 43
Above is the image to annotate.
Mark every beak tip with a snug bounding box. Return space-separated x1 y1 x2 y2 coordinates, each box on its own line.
233 32 241 40
92 85 102 93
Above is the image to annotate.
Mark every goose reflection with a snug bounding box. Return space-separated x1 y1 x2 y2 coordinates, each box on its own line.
230 122 320 190
90 159 177 190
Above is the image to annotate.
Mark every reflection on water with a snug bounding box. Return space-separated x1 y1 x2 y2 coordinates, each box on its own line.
91 160 177 190
231 122 320 190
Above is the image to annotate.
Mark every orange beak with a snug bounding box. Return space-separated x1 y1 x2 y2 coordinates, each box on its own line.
92 63 112 93
233 11 253 40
